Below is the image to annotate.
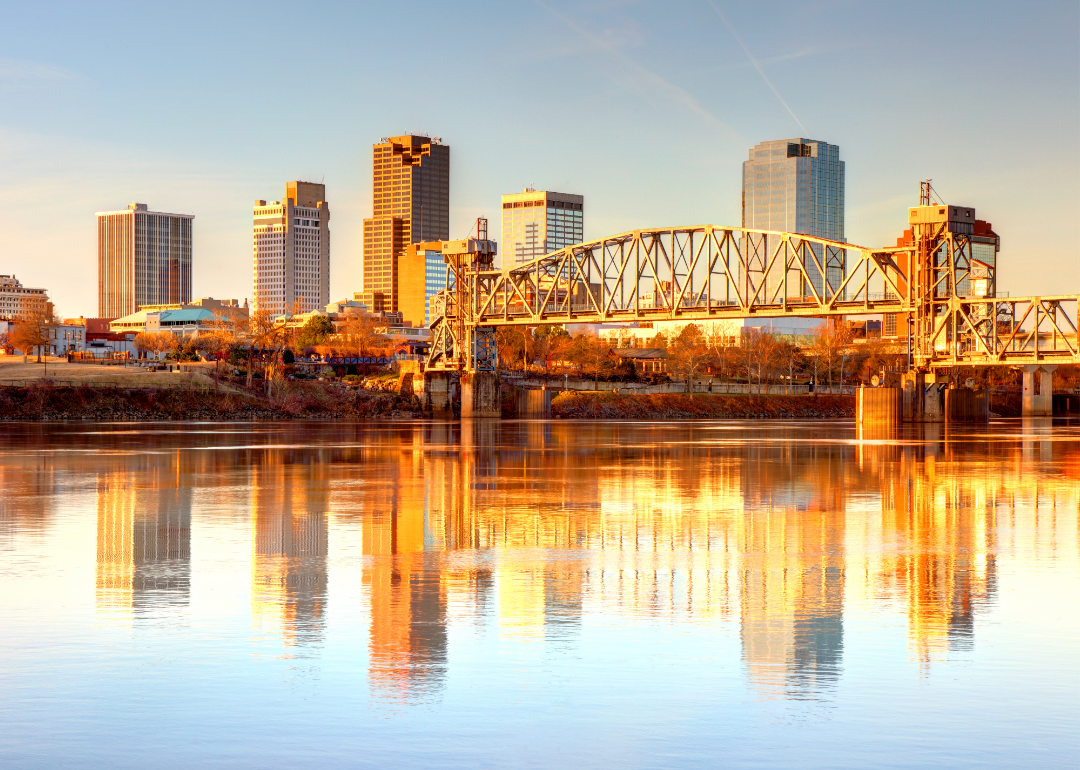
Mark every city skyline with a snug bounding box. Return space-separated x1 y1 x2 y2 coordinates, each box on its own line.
0 1 1076 317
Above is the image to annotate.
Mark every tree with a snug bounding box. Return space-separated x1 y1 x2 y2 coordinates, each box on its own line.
496 327 526 371
668 323 711 395
246 308 282 388
568 334 614 388
337 315 387 360
776 338 803 394
533 324 571 371
12 302 60 371
810 321 854 391
296 314 334 351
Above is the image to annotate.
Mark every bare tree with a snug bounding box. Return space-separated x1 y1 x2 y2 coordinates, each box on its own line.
337 315 388 360
12 302 61 372
669 323 711 395
245 308 281 388
569 334 613 388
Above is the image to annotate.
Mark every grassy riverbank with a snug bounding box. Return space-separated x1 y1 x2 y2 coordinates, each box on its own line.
551 392 855 419
0 382 423 421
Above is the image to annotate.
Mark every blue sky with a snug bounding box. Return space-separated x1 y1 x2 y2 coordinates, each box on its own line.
1 0 1077 317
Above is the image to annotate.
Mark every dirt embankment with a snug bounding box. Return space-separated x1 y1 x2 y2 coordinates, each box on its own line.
551 392 855 420
0 383 424 421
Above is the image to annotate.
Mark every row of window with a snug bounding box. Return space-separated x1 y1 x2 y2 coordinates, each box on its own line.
503 200 583 211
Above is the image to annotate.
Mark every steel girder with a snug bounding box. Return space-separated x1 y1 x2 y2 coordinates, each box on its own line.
465 226 909 325
925 295 1079 367
425 224 1078 372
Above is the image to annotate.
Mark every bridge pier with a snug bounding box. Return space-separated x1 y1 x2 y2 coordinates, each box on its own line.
461 372 500 418
516 387 553 418
1022 365 1056 416
856 387 902 437
424 371 454 417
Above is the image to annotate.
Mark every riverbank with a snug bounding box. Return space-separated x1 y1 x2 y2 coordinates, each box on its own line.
550 392 855 419
0 383 423 421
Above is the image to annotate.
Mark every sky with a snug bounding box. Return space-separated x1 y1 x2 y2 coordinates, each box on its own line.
0 0 1077 318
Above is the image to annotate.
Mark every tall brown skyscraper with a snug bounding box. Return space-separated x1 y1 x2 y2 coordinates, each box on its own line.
360 135 449 315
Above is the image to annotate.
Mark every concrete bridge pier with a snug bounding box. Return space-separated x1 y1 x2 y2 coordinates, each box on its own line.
461 372 500 418
516 387 554 418
1022 365 1057 416
424 371 454 417
856 387 903 437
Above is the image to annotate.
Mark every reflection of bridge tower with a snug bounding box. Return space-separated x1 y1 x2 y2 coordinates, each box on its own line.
739 443 846 698
96 470 191 614
881 464 996 670
363 453 447 701
250 465 328 651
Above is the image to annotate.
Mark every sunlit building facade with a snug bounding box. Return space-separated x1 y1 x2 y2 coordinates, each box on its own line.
0 274 48 321
252 181 330 317
97 203 193 319
360 135 449 315
500 188 584 266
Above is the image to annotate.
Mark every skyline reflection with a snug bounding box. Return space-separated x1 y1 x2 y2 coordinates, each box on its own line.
0 419 1076 704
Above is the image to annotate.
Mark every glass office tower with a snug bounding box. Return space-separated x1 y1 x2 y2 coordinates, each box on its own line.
742 139 844 294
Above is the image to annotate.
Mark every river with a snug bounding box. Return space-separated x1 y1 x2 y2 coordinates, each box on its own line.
0 418 1077 768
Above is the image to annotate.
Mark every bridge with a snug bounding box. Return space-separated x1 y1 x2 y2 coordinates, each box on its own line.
422 201 1078 417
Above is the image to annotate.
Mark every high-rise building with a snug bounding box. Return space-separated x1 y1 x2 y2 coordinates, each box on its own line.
360 135 449 315
500 188 584 266
252 182 330 317
742 139 844 240
97 203 193 319
742 139 844 294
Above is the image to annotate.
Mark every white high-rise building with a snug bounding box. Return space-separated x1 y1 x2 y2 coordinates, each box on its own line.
253 182 330 316
500 188 583 266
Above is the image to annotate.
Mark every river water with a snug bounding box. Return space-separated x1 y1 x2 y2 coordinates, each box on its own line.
0 419 1077 769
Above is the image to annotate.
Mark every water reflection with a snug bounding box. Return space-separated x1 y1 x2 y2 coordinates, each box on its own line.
0 419 1076 707
96 464 191 615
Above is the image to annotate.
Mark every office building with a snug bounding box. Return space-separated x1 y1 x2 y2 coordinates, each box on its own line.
360 135 449 315
742 139 844 294
253 182 330 317
97 203 193 319
399 242 447 327
0 274 48 321
501 188 584 266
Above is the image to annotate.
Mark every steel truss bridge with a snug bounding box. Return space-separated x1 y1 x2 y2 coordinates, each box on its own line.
427 219 1078 374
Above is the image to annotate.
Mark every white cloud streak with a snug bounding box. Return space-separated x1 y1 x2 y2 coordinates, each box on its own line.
537 1 742 140
707 1 807 135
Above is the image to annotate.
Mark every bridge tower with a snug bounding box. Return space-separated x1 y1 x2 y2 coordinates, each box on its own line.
425 217 500 417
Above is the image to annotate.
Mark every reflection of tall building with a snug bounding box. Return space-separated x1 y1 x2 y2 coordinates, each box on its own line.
250 465 329 651
96 475 191 613
363 461 447 701
738 504 845 698
737 441 847 698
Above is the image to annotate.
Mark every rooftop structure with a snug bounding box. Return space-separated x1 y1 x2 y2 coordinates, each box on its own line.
109 307 224 336
97 203 193 318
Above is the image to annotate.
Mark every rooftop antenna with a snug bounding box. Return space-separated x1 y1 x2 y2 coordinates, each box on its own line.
920 180 932 206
